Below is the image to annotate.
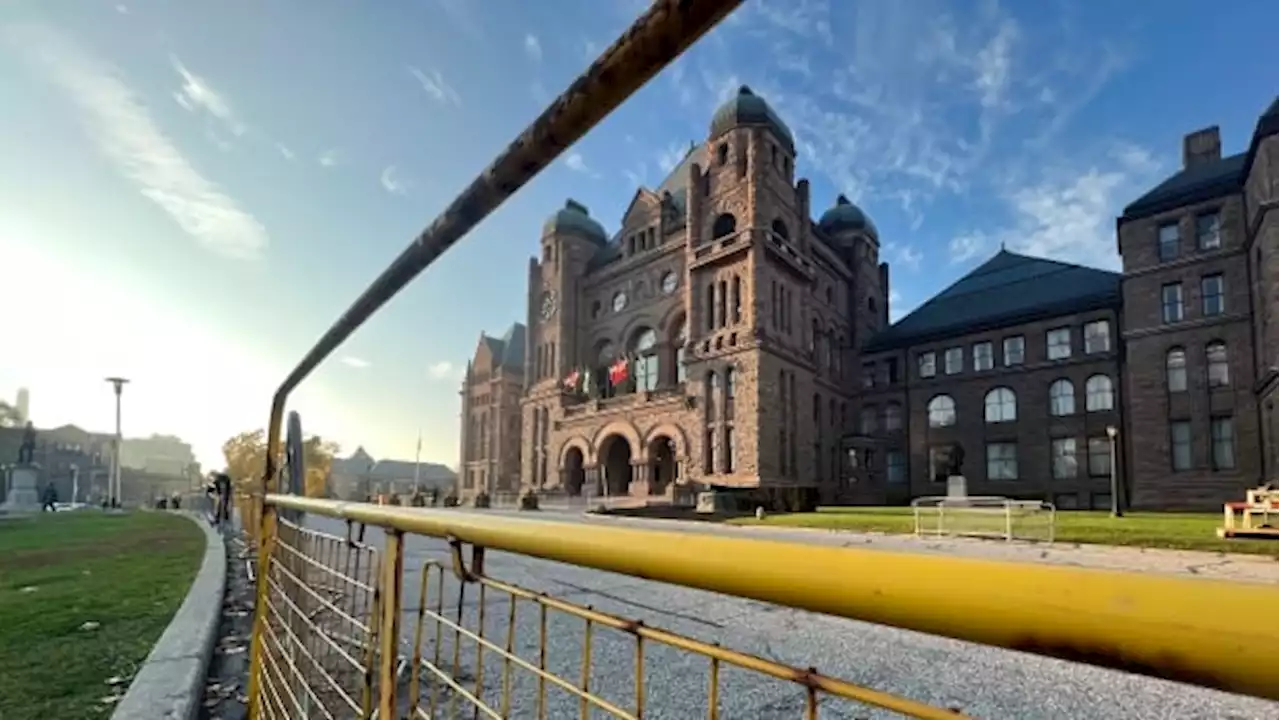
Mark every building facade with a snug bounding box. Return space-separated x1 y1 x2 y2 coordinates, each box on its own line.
458 324 526 497
458 89 1278 511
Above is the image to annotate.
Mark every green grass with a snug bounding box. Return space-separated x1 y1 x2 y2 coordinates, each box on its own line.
0 512 205 719
726 507 1280 556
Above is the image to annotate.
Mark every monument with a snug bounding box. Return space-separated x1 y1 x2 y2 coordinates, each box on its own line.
2 424 41 514
945 442 968 500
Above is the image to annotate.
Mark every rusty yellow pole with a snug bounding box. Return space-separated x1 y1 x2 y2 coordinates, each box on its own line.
377 530 406 718
245 504 278 719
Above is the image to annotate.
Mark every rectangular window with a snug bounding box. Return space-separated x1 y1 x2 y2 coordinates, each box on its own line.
1196 211 1221 250
1211 416 1236 470
704 429 716 474
1161 283 1184 323
1047 327 1072 360
1158 222 1180 261
986 443 1018 481
886 358 900 384
1003 336 1025 366
1201 274 1225 316
1087 437 1111 477
1051 438 1078 480
886 451 906 485
859 406 877 434
723 428 735 473
1083 320 1110 354
1170 421 1192 471
944 347 963 375
972 341 994 371
918 352 936 378
862 363 876 389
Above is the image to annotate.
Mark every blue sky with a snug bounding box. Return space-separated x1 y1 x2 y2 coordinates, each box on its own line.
0 0 1275 470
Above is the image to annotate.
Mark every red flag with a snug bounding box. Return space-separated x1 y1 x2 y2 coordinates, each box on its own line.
563 368 580 390
608 357 629 385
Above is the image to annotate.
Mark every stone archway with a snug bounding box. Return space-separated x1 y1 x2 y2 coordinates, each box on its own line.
563 446 586 497
647 434 678 496
589 420 642 465
598 434 633 497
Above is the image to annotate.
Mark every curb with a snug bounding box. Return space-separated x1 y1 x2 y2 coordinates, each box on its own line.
112 512 227 720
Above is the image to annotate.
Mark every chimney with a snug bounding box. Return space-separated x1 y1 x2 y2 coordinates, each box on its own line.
1182 126 1221 169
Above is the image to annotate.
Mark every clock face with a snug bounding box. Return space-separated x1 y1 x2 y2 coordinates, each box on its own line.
612 291 628 312
660 271 678 295
540 291 557 320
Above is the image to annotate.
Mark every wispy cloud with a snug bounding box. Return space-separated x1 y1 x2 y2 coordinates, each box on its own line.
427 361 459 381
276 143 295 161
408 66 461 107
340 356 370 369
948 233 985 264
380 165 409 196
524 34 543 62
171 56 246 138
564 152 597 177
7 23 268 261
115 4 129 14
318 149 340 168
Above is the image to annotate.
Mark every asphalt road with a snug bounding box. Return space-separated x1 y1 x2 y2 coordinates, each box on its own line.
303 513 1272 720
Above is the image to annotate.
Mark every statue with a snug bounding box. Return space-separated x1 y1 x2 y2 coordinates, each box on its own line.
16 422 36 464
946 442 966 477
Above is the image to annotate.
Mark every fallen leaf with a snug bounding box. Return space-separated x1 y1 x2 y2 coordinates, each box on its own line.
80 621 101 631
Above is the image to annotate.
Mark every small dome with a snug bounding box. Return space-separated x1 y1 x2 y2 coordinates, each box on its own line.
709 85 794 151
818 194 878 239
542 199 606 242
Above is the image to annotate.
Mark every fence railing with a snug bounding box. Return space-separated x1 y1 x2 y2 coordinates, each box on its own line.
245 494 1278 719
911 496 1057 543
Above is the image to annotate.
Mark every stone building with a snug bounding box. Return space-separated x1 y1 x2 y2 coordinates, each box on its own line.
458 324 526 497
458 89 1277 511
501 86 887 510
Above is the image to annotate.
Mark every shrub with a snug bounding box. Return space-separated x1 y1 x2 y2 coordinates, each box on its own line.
473 492 491 509
443 494 460 508
518 492 540 511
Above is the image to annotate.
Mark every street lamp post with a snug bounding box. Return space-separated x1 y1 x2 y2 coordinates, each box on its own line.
105 377 130 508
1105 425 1123 518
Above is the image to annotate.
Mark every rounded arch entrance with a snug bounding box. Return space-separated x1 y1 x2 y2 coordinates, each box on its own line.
557 437 590 497
643 424 687 496
598 434 633 496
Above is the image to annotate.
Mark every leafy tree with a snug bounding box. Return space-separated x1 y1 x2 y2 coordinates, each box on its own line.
222 429 340 498
0 401 22 429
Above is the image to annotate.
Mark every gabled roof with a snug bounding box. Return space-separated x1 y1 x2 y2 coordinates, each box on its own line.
477 323 526 374
864 250 1121 352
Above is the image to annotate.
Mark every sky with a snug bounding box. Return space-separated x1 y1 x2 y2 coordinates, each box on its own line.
0 0 1275 471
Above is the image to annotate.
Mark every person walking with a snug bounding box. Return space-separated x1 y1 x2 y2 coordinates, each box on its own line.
40 483 58 512
206 471 232 528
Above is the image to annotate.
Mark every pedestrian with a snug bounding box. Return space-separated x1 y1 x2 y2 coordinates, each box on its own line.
40 483 58 513
206 471 232 527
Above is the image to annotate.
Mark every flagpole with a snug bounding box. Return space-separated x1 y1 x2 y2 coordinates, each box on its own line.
413 427 422 492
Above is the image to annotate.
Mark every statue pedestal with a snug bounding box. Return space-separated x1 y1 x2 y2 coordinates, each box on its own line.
946 475 968 500
1 464 41 515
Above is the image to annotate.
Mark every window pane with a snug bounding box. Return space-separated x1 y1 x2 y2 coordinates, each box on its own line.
1087 437 1111 477
928 396 956 427
1084 321 1110 354
1196 212 1221 249
1050 380 1076 416
973 342 993 371
944 347 963 374
1047 328 1072 360
1003 336 1025 366
1207 343 1230 387
1211 417 1235 470
1170 421 1192 470
1161 284 1184 323
1085 375 1114 412
919 352 936 378
1201 275 1225 316
986 443 1018 480
886 451 906 485
1158 222 1180 261
1052 438 1078 479
1166 349 1188 392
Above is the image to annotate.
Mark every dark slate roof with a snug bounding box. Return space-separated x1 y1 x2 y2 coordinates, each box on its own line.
543 199 608 243
709 86 795 152
1121 152 1247 221
480 323 526 373
1122 96 1279 222
817 194 878 240
864 250 1121 352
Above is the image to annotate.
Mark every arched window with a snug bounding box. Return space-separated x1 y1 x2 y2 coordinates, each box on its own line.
630 328 659 392
1206 342 1230 387
809 318 819 355
984 388 1017 423
1085 375 1114 412
883 402 903 431
771 218 789 240
671 314 687 384
705 371 719 422
1049 379 1075 416
927 395 956 428
596 340 617 398
731 276 742 323
712 213 737 239
1166 347 1187 392
723 367 735 420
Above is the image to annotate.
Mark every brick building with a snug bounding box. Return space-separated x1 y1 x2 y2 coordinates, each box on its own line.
458 324 526 497
458 89 1277 511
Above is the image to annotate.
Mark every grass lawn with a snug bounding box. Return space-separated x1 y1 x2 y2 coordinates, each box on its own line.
0 511 206 719
726 507 1280 556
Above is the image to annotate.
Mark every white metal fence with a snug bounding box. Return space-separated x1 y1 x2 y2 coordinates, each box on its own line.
911 495 1057 543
